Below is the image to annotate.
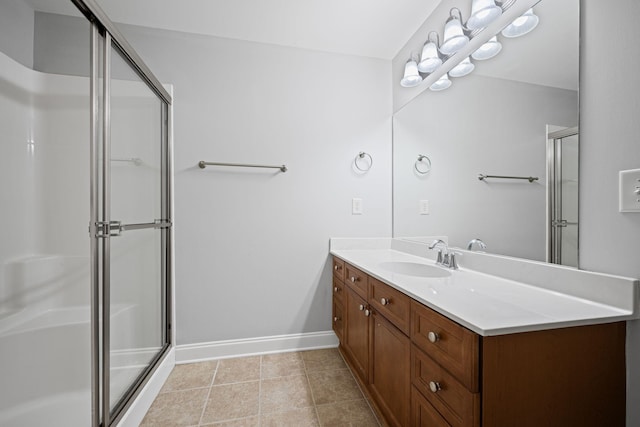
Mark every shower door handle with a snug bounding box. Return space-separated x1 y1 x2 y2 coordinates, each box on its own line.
92 219 172 237
552 220 577 228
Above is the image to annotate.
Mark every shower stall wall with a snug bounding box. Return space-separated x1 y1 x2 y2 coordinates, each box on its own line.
0 1 173 426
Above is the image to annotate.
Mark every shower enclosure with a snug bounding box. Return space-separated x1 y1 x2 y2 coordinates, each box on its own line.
547 126 579 267
0 1 173 426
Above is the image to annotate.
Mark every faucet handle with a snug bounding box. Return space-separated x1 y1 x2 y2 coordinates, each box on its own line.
428 239 446 250
435 249 443 265
448 252 459 270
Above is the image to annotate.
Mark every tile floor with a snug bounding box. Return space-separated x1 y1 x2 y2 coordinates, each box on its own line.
141 348 381 426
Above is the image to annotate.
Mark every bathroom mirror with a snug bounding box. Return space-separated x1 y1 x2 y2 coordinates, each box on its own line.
392 0 579 263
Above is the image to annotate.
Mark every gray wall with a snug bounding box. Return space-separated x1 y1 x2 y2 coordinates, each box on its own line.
393 75 578 260
0 0 34 68
580 1 640 424
33 13 392 345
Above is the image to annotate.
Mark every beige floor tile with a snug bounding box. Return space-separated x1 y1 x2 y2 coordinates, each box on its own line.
161 360 219 392
307 369 363 405
140 388 209 426
214 356 261 384
262 352 305 379
316 400 380 427
201 381 260 424
260 374 315 414
201 416 260 426
261 407 320 426
302 348 346 372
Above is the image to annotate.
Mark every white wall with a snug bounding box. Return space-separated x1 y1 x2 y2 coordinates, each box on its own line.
393 75 578 260
0 0 34 69
114 25 393 345
580 1 640 425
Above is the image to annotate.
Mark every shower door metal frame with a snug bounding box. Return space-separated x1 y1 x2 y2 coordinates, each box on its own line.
547 126 579 266
80 0 173 425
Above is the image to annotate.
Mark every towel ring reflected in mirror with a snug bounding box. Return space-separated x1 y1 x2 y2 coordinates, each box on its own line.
415 154 432 175
354 151 373 172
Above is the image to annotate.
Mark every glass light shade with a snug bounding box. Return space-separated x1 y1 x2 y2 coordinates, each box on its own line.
501 8 539 38
449 57 475 78
418 41 442 73
471 36 502 60
400 58 422 88
430 73 452 91
440 17 469 55
467 0 502 30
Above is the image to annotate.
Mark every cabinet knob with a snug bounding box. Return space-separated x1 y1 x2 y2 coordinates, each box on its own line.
429 381 442 393
364 309 371 317
380 297 390 306
334 286 339 292
427 331 440 343
350 276 357 282
334 316 340 322
334 265 338 270
359 304 365 311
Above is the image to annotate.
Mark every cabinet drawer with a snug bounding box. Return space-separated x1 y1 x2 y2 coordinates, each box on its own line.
411 301 479 392
369 277 411 334
332 277 345 304
332 300 344 342
411 386 451 427
333 257 345 282
345 263 368 299
412 346 479 427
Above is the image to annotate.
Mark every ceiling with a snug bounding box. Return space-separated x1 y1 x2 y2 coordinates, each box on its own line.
24 0 442 60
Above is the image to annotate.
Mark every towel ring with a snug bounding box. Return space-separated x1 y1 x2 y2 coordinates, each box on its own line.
354 151 373 172
415 154 432 175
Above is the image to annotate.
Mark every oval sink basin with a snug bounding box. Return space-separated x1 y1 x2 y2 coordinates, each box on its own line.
378 261 451 278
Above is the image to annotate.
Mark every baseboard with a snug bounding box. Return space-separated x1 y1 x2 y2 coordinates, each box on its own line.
176 330 339 364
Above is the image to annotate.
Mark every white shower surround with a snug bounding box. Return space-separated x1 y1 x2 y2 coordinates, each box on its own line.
0 51 169 425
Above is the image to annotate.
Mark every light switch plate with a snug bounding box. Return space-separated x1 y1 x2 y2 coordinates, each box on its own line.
619 168 640 212
352 198 363 215
419 200 430 215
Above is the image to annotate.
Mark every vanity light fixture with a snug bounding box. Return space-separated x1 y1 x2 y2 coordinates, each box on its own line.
418 31 443 74
449 56 475 77
467 0 502 30
429 73 452 91
440 8 470 55
471 35 502 60
501 8 539 38
400 55 423 88
399 1 539 91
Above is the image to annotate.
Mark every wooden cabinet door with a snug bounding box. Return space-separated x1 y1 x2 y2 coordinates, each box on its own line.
412 386 451 427
369 311 411 427
344 286 369 382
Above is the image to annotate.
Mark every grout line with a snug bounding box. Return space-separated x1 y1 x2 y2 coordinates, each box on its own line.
197 360 219 426
303 353 323 426
337 351 381 427
258 354 263 427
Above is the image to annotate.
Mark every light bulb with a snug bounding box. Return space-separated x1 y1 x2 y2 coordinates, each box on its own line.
418 41 442 74
501 8 539 38
430 73 452 91
440 11 469 55
467 0 502 30
400 58 422 88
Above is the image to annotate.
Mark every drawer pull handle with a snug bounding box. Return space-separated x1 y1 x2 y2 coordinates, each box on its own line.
427 331 440 343
334 265 338 270
334 316 340 322
429 381 442 393
350 276 357 282
380 297 390 306
359 304 365 311
334 286 339 292
364 309 371 317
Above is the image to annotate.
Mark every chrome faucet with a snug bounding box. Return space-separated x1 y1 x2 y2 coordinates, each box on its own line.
467 238 487 252
428 239 458 270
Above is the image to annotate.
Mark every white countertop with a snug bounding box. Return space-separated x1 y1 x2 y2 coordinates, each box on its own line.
330 238 639 336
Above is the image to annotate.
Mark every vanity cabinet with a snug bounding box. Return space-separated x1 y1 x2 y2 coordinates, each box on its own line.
332 256 626 427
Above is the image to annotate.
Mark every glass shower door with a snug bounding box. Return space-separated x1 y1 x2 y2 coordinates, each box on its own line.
93 32 171 426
